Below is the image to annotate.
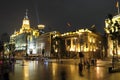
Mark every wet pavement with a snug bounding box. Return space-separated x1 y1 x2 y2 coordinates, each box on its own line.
1 59 120 80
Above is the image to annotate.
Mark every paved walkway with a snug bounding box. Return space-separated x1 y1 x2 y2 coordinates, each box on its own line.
0 59 119 80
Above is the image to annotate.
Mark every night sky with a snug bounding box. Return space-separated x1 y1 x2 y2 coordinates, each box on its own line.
0 0 119 36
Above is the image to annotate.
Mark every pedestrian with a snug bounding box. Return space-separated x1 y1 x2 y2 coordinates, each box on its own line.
83 60 86 69
78 63 83 76
3 70 9 80
94 59 97 66
61 70 66 80
91 59 94 66
86 61 90 72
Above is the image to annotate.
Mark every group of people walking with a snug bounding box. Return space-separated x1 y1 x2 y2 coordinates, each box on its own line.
79 60 90 72
78 59 96 76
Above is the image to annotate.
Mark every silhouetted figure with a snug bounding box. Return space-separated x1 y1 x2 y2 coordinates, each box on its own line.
79 63 83 76
42 49 45 56
3 71 9 80
86 61 90 72
79 52 84 63
9 63 15 73
83 60 87 69
61 70 66 80
91 59 97 66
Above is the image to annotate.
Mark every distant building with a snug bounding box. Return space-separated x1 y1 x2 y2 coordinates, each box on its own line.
37 28 103 59
10 10 39 56
104 14 120 58
60 28 103 59
9 11 103 59
36 31 61 57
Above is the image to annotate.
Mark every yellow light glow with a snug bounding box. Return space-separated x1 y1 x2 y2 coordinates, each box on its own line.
38 24 45 29
23 20 29 25
23 61 29 80
89 38 92 43
90 48 92 51
55 49 58 52
93 39 95 43
52 63 57 76
96 67 104 79
70 47 75 51
84 47 89 52
70 65 75 73
94 48 96 52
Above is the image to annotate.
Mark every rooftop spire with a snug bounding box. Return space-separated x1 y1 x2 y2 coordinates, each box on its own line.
116 1 120 14
25 9 28 19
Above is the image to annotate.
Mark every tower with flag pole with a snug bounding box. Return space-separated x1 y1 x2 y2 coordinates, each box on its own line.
116 1 120 14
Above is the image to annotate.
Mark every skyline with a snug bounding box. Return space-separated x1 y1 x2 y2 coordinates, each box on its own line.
0 0 119 35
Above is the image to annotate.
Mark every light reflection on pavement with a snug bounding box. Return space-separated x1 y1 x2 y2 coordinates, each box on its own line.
8 60 120 80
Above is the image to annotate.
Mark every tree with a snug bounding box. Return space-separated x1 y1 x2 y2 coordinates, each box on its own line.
0 33 10 62
0 41 4 52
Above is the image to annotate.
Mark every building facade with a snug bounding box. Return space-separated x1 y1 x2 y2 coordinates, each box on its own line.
60 29 103 59
10 11 39 56
36 28 103 59
105 14 120 58
36 31 61 58
9 11 103 59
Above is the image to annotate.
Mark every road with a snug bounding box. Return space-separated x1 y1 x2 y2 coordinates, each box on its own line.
1 59 120 80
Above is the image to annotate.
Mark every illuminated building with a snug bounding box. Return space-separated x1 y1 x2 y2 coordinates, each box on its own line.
37 28 103 59
36 31 61 57
59 28 103 59
9 11 103 59
10 10 39 56
104 14 120 58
